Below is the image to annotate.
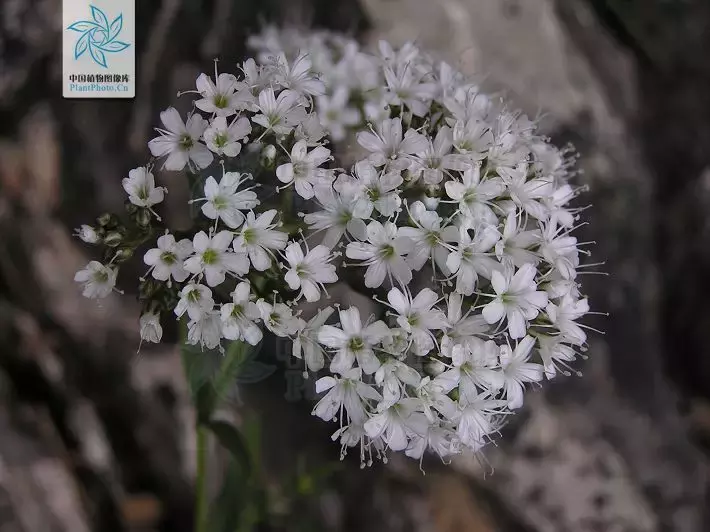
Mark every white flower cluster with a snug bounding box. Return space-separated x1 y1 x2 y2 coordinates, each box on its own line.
75 28 593 467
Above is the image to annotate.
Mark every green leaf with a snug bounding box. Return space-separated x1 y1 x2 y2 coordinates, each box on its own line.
205 458 249 532
212 340 251 402
194 383 216 426
208 420 252 477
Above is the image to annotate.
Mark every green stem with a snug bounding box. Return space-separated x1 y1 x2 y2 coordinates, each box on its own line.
195 424 209 532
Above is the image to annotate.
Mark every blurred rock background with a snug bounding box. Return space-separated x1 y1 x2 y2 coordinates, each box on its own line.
0 0 709 531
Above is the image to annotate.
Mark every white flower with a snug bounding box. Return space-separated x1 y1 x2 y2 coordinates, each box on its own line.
441 292 489 354
482 264 549 339
175 283 214 321
382 63 437 116
316 87 359 141
386 287 448 356
275 140 331 199
256 299 300 337
345 221 413 288
140 312 163 343
539 223 579 280
252 88 305 135
336 160 402 217
495 213 541 268
445 86 491 123
187 311 222 351
74 261 117 299
273 52 325 96
356 117 427 171
364 401 429 452
313 368 381 424
122 167 166 208
197 172 258 229
148 108 213 171
318 306 389 375
184 231 249 287
220 282 262 345
232 209 288 271
446 224 501 296
537 334 579 379
444 165 503 224
456 392 506 448
284 243 338 302
304 183 369 249
413 374 459 423
194 70 244 116
398 201 458 272
74 225 99 244
442 339 500 402
489 336 543 409
203 116 251 157
487 129 528 171
375 359 422 406
498 164 554 220
406 425 458 461
451 119 494 162
143 233 193 283
293 307 335 372
295 112 328 145
544 183 576 228
410 126 460 185
545 295 589 345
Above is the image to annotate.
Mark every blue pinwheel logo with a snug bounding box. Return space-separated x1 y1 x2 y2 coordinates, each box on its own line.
67 5 130 68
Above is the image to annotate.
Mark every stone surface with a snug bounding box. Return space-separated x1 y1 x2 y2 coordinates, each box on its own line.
0 0 708 531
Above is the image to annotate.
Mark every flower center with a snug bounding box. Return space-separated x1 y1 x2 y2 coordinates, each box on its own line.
426 231 439 246
379 244 395 259
348 336 364 352
212 195 228 210
463 189 477 204
338 210 352 226
214 133 228 148
367 187 381 202
180 134 194 150
213 94 229 109
426 156 441 168
93 270 108 283
292 161 310 177
242 227 255 244
187 289 201 303
230 304 243 318
202 248 219 265
267 113 282 127
160 251 176 265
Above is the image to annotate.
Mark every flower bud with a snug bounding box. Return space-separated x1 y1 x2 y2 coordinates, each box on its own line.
422 195 440 210
139 312 163 343
114 248 133 262
260 144 277 169
103 231 123 247
74 224 100 244
425 359 446 376
97 213 114 227
135 208 152 227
